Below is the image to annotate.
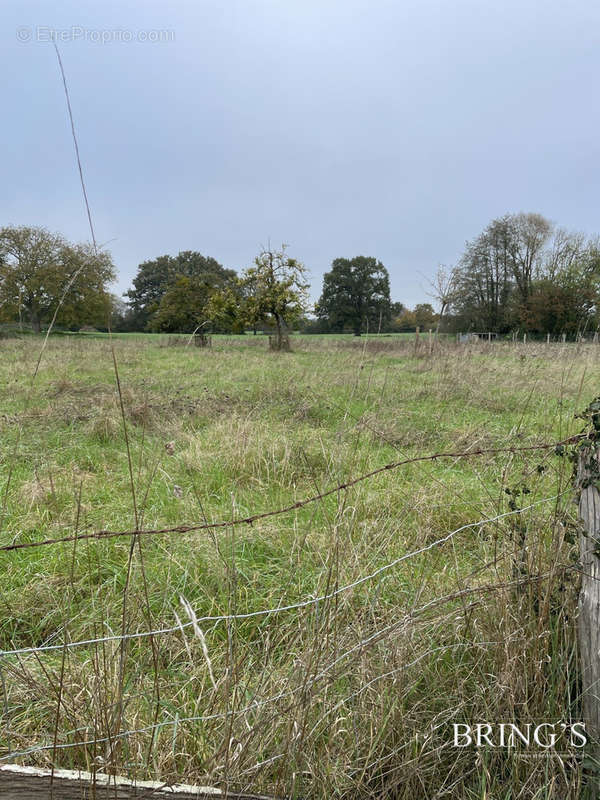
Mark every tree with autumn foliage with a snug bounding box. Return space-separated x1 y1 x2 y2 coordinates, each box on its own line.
242 245 309 348
0 225 115 332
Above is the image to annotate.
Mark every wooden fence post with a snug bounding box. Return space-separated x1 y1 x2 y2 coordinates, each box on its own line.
0 764 277 799
577 402 600 790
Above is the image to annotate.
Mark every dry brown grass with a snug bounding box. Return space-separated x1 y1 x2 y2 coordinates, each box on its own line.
0 335 595 798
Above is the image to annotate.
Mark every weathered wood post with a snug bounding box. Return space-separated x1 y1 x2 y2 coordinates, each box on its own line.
0 764 275 799
577 399 600 792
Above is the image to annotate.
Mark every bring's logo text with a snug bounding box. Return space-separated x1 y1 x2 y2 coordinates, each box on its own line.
452 723 586 749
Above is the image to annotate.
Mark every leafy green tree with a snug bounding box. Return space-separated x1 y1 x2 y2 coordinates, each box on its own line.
242 245 309 348
0 225 115 332
149 275 222 332
385 301 408 333
525 244 600 335
414 303 438 329
451 217 517 332
449 215 600 334
316 256 391 335
390 301 406 318
395 308 416 330
204 283 247 333
393 304 438 331
450 213 553 331
126 251 236 329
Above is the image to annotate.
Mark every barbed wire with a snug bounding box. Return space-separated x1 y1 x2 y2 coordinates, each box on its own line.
0 490 568 658
0 35 582 783
0 493 564 658
0 436 581 555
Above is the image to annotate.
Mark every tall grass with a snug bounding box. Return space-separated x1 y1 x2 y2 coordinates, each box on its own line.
0 335 595 797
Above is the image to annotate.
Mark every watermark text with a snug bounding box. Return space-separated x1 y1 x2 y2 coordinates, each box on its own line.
452 722 586 749
16 26 175 44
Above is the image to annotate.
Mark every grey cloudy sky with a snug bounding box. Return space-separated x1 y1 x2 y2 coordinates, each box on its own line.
3 0 599 307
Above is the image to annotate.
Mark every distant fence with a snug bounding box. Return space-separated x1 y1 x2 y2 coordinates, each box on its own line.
456 330 600 344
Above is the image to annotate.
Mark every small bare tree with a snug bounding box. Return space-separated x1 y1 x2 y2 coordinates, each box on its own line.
426 264 459 336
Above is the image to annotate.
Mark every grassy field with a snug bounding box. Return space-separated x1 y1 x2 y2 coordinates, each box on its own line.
0 333 596 798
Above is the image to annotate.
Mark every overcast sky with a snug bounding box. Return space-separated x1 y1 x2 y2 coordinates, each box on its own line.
3 0 600 307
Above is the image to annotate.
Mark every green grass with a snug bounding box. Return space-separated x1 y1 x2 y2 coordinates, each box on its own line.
0 334 595 798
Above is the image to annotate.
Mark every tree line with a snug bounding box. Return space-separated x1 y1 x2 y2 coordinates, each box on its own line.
0 226 406 339
121 250 407 337
1 212 598 339
444 212 600 336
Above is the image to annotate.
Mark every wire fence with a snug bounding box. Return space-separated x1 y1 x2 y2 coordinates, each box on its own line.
0 492 567 659
0 44 588 799
0 466 576 772
0 436 582 554
0 312 586 793
0 328 586 800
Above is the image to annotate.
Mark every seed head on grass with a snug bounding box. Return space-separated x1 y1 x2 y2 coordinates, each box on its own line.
179 594 218 690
